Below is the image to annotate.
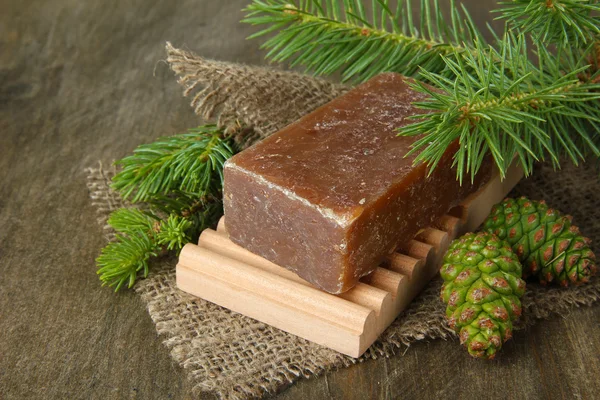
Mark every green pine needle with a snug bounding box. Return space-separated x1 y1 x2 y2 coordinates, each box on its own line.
398 34 600 183
243 0 484 83
496 0 600 46
111 125 234 203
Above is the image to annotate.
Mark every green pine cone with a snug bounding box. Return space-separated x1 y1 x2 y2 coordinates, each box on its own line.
440 232 526 360
483 197 597 286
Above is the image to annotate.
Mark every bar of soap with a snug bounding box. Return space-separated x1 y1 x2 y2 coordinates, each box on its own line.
223 73 491 294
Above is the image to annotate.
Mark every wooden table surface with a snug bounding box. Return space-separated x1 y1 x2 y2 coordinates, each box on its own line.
1 1 599 399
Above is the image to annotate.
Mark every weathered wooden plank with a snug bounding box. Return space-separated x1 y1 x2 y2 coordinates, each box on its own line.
1 0 599 399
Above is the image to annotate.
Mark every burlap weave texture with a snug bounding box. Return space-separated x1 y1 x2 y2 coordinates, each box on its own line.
85 45 600 400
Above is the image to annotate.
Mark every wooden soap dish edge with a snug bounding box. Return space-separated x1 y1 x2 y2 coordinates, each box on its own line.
177 162 524 357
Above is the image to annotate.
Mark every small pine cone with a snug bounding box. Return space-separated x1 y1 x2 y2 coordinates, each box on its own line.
483 197 597 286
440 232 526 360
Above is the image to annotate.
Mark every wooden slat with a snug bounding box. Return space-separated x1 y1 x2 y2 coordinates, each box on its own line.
361 268 404 299
179 245 376 335
217 217 227 233
434 214 464 237
177 263 373 357
198 229 393 317
398 240 433 261
385 253 423 280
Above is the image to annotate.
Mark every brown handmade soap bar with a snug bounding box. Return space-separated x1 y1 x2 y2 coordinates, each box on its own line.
223 73 491 294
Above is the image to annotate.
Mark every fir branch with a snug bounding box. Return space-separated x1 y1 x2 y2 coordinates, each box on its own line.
243 0 484 82
496 0 600 46
96 196 224 291
96 233 158 291
399 34 600 183
96 209 160 291
97 125 236 291
111 125 234 203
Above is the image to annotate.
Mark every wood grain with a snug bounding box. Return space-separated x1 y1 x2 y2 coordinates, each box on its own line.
0 0 598 399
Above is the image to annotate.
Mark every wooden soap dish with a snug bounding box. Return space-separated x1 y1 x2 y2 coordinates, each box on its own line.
176 163 523 357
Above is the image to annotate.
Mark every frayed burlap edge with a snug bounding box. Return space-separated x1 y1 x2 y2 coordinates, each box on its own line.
165 42 348 149
86 162 600 400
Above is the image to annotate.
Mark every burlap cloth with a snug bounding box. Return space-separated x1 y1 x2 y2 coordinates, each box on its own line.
86 44 600 400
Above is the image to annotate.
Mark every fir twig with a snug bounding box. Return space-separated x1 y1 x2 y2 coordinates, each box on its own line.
398 35 600 183
96 209 160 291
97 125 235 291
243 0 484 82
495 0 600 46
96 232 158 291
96 195 225 290
111 125 234 203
